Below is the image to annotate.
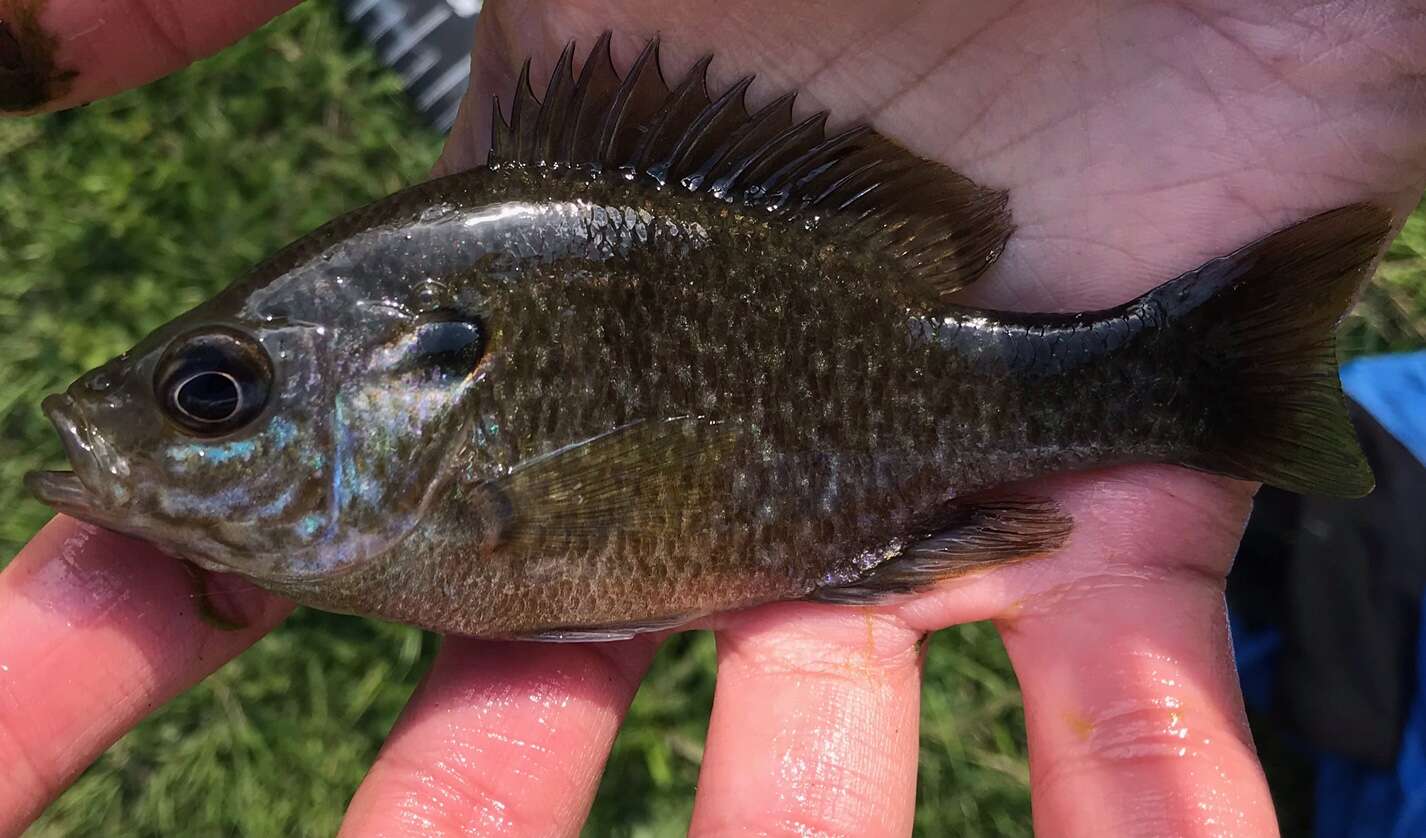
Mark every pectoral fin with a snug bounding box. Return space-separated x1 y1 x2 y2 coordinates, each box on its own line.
480 417 742 552
810 497 1072 605
181 563 248 631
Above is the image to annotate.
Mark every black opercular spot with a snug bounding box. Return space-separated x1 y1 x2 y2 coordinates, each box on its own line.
412 312 486 376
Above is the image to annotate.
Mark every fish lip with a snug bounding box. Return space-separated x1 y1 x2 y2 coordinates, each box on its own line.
23 469 182 564
24 469 93 512
30 393 121 512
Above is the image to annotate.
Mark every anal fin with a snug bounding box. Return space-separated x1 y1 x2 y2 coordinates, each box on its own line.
810 497 1072 605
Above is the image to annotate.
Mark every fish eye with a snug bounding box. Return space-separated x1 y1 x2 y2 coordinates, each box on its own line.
155 328 273 436
411 311 486 376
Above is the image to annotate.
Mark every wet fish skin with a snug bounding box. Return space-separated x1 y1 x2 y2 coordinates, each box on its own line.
26 35 1387 639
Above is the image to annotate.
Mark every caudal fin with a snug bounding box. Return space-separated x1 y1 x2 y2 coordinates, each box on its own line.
1163 204 1392 497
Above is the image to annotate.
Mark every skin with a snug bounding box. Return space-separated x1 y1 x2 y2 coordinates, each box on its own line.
2 0 1424 835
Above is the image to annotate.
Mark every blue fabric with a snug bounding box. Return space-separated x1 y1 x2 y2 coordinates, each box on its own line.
1312 603 1426 837
1228 351 1426 837
1230 614 1280 712
1393 650 1426 837
1340 352 1426 468
1313 754 1402 838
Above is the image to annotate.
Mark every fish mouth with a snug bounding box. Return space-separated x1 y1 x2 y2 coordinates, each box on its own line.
25 469 93 511
25 393 123 516
25 394 244 573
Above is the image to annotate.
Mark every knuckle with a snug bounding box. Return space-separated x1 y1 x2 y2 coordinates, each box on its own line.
1033 692 1260 817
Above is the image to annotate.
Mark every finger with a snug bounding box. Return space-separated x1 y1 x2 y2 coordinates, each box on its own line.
689 605 924 837
995 470 1279 837
341 635 658 837
1 0 300 114
0 515 290 832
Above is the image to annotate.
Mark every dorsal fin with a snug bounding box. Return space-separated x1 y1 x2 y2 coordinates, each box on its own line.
489 34 1013 297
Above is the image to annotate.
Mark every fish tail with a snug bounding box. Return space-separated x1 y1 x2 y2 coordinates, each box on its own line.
1157 204 1393 497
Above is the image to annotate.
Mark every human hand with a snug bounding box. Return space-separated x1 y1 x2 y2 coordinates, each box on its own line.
3 1 1424 835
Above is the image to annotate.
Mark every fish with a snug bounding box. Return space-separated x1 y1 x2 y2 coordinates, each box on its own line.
26 34 1392 640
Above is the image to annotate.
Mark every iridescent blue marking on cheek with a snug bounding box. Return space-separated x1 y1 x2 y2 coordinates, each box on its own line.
473 416 502 448
253 482 301 520
165 418 300 473
296 513 324 540
331 397 352 516
165 438 258 470
158 485 254 517
206 439 258 464
269 417 299 447
355 474 385 504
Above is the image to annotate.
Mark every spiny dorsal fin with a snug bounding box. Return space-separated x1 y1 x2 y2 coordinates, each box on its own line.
489 34 1013 297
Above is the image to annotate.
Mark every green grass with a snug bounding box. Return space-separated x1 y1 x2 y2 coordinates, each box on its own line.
1 3 1423 836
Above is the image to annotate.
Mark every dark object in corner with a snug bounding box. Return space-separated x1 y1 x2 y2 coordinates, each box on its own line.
0 3 79 112
1230 400 1426 769
339 0 479 131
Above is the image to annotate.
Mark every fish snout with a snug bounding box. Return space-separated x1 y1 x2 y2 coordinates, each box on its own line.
38 392 130 507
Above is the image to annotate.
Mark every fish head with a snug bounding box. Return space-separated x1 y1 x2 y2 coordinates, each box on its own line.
27 269 491 583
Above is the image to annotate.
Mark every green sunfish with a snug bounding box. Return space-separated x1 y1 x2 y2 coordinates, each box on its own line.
26 35 1391 640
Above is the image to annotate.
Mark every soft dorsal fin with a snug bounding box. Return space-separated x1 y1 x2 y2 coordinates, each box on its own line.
489 33 1013 297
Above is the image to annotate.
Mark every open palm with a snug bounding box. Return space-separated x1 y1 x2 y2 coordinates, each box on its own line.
3 1 1424 835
